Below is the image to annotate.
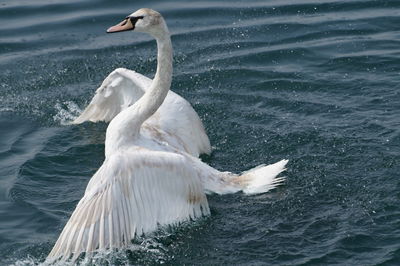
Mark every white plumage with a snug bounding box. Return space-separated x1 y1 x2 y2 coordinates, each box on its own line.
47 8 288 262
72 67 211 157
49 149 210 261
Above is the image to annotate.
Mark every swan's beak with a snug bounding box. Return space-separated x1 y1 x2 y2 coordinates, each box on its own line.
107 18 134 33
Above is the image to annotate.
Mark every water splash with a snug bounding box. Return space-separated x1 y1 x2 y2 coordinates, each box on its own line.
9 257 37 266
53 101 82 125
8 232 173 266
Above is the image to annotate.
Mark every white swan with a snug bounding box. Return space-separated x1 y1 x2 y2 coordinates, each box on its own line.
47 8 288 261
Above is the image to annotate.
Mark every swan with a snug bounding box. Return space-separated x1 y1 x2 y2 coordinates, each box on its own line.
47 8 288 262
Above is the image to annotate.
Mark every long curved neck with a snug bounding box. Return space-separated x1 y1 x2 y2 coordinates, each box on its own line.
105 30 173 156
135 33 173 126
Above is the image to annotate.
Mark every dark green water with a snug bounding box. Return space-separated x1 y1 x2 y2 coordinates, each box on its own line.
1 0 400 265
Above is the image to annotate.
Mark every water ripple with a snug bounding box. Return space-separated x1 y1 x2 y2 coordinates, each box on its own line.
1 0 400 264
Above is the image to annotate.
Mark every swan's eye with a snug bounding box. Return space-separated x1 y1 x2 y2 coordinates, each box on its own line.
129 16 144 25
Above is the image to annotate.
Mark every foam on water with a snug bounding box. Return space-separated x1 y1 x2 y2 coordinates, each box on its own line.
8 226 191 266
53 101 82 125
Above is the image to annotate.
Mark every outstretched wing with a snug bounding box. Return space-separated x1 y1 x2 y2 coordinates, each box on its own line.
73 68 211 156
72 68 148 124
48 150 210 261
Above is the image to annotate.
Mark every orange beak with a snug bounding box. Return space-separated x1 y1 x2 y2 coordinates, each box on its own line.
107 18 134 33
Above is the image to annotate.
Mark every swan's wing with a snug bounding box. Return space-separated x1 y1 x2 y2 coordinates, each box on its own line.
149 95 211 156
47 149 210 261
72 68 149 124
73 67 211 156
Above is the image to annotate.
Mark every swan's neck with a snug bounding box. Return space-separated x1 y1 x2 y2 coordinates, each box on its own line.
105 31 173 156
136 34 173 125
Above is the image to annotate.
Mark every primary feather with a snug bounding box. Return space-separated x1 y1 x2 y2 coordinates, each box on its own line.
48 150 210 261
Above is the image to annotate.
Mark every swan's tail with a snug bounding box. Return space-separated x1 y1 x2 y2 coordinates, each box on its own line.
233 159 288 194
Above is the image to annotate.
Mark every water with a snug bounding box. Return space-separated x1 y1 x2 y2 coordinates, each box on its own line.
1 0 399 264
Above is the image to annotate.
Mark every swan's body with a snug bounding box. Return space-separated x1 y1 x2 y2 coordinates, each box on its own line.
48 8 288 262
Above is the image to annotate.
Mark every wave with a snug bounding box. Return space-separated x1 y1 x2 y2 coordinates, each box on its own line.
1 0 400 265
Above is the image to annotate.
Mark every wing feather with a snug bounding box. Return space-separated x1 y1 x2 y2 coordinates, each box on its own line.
72 68 211 156
47 150 210 261
72 68 148 124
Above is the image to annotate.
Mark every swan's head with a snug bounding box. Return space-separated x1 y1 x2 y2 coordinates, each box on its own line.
107 8 168 38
